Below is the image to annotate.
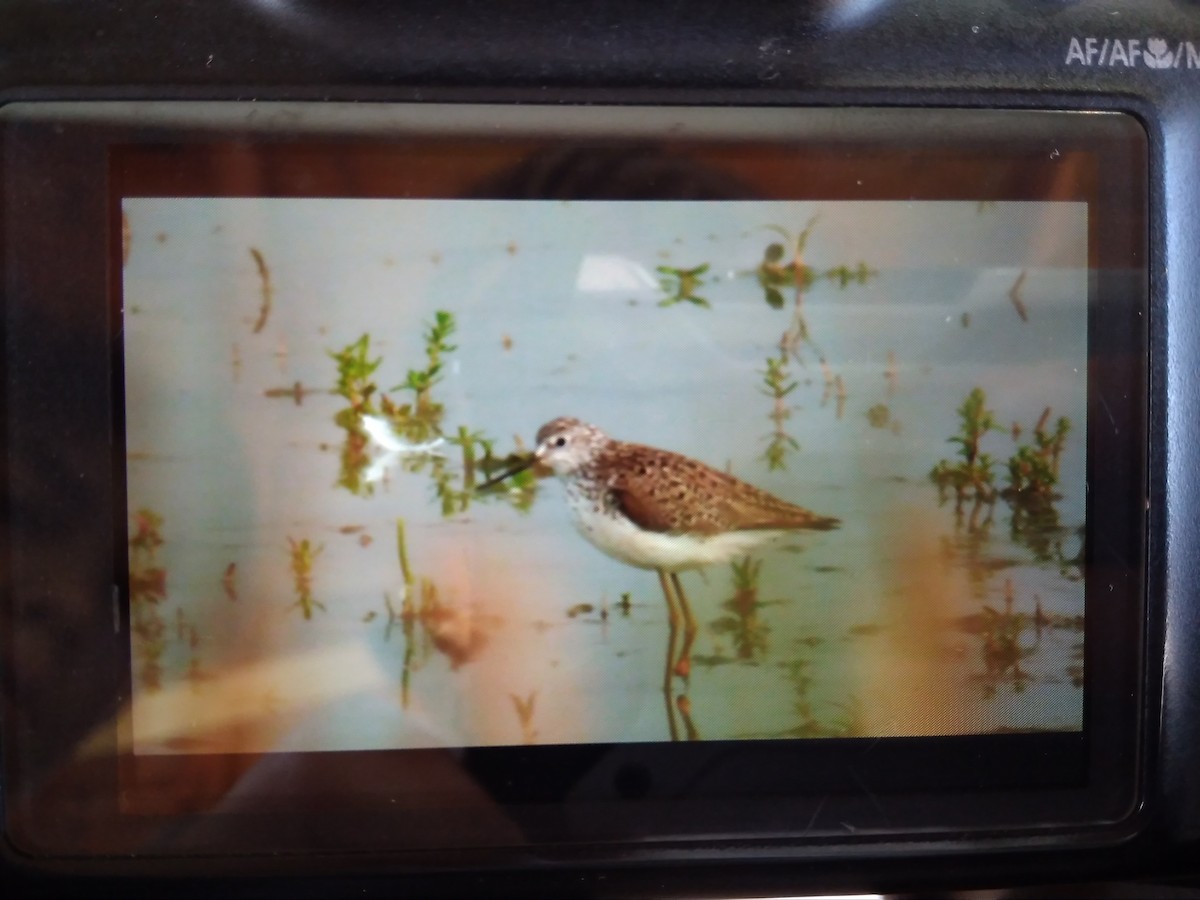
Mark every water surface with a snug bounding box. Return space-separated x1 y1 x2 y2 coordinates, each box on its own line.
122 198 1089 752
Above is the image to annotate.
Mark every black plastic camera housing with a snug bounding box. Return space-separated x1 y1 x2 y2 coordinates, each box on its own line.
1 1 1197 896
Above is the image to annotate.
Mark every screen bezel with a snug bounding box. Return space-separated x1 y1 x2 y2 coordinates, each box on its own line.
1 103 1147 863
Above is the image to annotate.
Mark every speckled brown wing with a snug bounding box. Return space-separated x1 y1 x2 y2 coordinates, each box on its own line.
604 442 839 535
716 479 841 532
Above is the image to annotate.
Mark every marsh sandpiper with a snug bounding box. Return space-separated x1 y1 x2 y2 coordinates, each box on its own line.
483 417 839 677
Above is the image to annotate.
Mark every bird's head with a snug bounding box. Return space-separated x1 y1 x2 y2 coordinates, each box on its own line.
533 417 607 477
476 417 609 491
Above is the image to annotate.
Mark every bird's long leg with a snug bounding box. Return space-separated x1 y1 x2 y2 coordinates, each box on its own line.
671 572 698 680
657 569 680 741
677 694 700 741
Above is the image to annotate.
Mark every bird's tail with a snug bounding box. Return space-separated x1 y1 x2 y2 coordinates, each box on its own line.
803 513 841 531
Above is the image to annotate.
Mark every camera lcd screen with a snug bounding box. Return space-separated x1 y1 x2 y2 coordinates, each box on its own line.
1 104 1147 859
121 196 1088 752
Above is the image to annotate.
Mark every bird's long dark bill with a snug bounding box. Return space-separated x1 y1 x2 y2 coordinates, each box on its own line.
476 456 536 491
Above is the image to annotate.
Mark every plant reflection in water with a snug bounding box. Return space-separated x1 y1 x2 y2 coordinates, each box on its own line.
384 519 494 710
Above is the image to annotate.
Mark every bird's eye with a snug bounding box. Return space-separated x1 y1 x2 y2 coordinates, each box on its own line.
554 436 567 447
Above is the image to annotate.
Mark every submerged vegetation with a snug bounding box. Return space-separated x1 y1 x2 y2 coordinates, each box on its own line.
1004 407 1070 503
129 509 170 691
931 387 1076 541
287 537 325 619
930 387 1000 506
249 247 274 334
957 577 1084 699
931 387 1081 575
657 263 711 308
759 356 800 470
331 332 383 418
387 518 492 708
750 218 877 468
757 219 877 361
709 556 769 660
328 315 535 511
778 657 863 738
128 509 208 690
330 333 383 494
388 308 456 428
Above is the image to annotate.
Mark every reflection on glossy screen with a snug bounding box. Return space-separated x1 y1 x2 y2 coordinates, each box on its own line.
121 198 1087 754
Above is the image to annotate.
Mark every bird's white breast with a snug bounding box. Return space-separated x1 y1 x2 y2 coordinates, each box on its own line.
561 481 783 571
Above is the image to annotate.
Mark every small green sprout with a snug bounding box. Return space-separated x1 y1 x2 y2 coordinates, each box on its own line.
329 334 382 415
759 355 801 470
1005 408 1071 503
129 508 168 691
657 264 711 308
930 387 1001 504
393 310 457 414
287 537 326 619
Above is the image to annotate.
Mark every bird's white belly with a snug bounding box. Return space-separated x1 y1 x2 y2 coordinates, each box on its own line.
566 500 781 572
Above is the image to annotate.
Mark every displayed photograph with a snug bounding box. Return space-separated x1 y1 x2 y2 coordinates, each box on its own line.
121 196 1088 754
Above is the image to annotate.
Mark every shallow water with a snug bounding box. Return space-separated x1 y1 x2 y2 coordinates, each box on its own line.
122 198 1089 752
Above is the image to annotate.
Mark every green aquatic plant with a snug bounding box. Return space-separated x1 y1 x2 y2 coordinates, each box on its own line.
930 387 1000 505
759 355 800 470
731 556 761 595
394 519 418 705
761 355 798 404
757 242 814 309
367 314 456 448
335 429 373 496
757 218 820 310
330 333 382 418
657 263 711 308
823 261 878 289
329 334 384 495
777 657 861 738
762 430 800 472
361 309 458 443
328 316 534 515
249 247 274 334
390 518 488 696
287 537 325 619
756 218 877 306
710 556 769 660
1004 408 1071 504
263 381 322 406
933 392 1080 567
428 427 540 517
755 216 879 421
129 508 169 691
394 309 457 415
1003 407 1072 560
448 425 492 491
330 318 458 494
970 581 1033 698
431 456 471 517
395 518 415 592
128 511 213 691
476 447 540 511
980 606 1027 692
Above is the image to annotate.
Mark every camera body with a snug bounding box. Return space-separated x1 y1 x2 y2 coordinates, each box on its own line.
1 1 1196 894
